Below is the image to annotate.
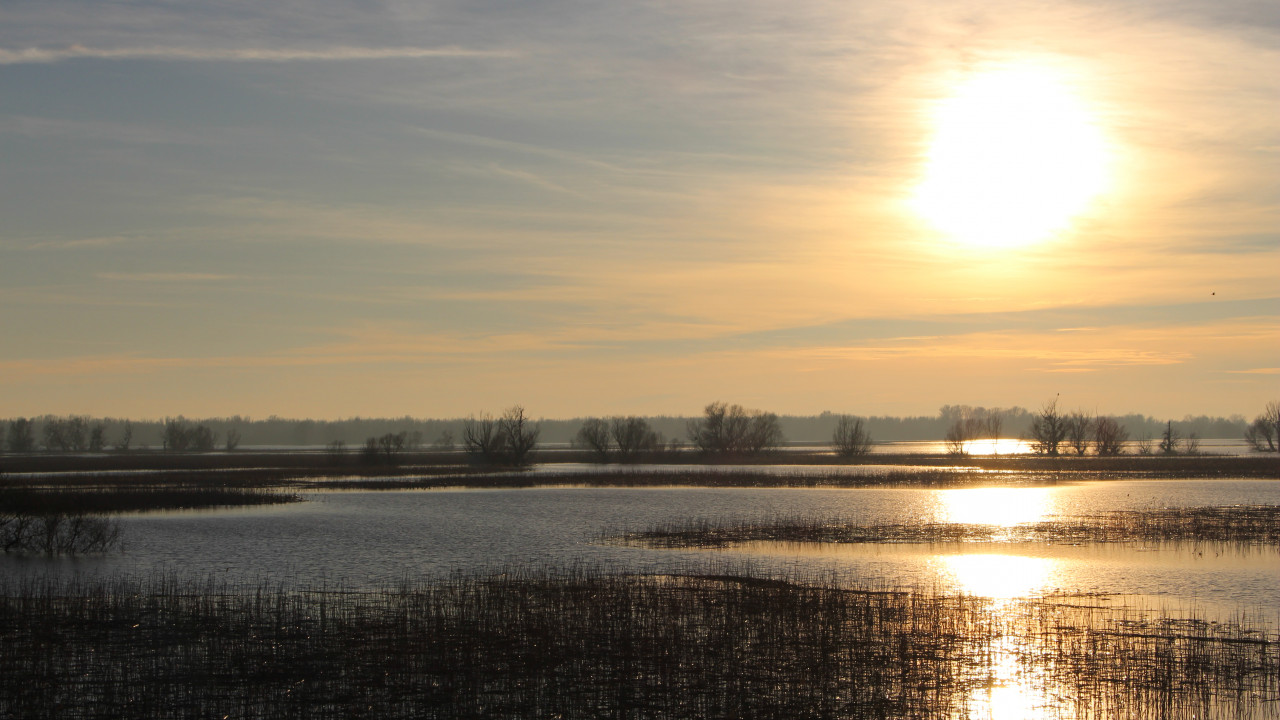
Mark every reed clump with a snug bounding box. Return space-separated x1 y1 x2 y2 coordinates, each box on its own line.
0 485 300 515
0 570 1275 719
621 505 1280 549
525 467 1053 489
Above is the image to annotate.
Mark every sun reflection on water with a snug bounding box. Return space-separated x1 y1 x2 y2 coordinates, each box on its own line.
935 486 1057 527
936 553 1057 600
965 637 1066 720
962 438 1031 455
932 487 1069 718
938 553 1066 719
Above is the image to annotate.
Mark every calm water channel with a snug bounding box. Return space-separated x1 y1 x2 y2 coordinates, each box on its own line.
3 477 1276 621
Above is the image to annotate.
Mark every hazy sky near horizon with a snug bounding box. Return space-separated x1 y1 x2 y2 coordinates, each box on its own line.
1 0 1276 421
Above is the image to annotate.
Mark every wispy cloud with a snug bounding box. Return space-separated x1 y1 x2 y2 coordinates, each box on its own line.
0 115 216 146
24 234 149 250
774 338 1193 367
481 164 587 198
0 45 515 65
96 272 247 283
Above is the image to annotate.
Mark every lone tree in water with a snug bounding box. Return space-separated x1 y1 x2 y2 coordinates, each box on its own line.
498 406 540 467
687 401 783 456
463 413 504 464
941 407 1002 456
1093 416 1129 456
832 415 873 458
575 418 612 462
575 416 661 463
1158 420 1198 455
1244 401 1279 452
1028 398 1069 456
361 431 407 464
611 416 661 462
464 406 540 467
1065 412 1093 456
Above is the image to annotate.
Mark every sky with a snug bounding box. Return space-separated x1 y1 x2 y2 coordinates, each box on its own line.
1 0 1276 421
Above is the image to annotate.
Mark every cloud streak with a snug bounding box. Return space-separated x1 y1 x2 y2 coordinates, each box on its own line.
96 272 249 283
0 45 515 65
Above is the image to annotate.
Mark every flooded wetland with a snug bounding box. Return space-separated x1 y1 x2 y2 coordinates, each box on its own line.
2 451 1278 718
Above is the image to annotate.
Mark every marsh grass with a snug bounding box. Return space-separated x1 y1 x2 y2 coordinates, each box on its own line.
6 455 1268 498
0 569 1274 719
620 505 1280 549
0 485 300 515
3 450 1274 484
567 467 1046 488
319 467 1064 490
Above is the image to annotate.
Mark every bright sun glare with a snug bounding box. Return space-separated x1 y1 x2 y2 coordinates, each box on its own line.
914 63 1110 249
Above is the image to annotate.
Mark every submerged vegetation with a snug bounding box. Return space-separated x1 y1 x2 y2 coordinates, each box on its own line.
0 569 1275 719
0 512 120 555
0 483 298 555
620 505 1280 549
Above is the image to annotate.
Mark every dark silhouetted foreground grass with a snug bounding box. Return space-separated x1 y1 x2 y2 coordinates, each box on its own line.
620 505 1280 549
0 570 1276 719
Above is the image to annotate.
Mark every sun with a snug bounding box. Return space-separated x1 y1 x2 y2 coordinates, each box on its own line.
913 63 1111 249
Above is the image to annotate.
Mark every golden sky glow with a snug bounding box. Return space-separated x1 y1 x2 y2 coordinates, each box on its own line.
0 0 1276 419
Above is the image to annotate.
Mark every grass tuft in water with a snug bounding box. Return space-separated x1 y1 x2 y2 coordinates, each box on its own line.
620 505 1280 549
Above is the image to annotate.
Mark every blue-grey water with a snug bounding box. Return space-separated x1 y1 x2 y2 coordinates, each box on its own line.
3 477 1276 622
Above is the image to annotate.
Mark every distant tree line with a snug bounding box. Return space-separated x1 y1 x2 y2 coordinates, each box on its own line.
1 402 1270 458
576 402 788 461
1011 397 1214 457
0 416 237 454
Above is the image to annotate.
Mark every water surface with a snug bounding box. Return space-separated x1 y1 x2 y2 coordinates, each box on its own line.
4 478 1275 617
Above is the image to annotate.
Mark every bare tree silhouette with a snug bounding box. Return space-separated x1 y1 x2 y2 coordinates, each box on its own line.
1093 416 1129 456
575 418 612 462
611 416 661 462
688 402 783 456
463 406 540 467
1029 398 1069 456
463 413 503 463
1065 412 1093 456
498 406 539 467
832 416 873 458
1244 401 1279 452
